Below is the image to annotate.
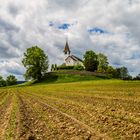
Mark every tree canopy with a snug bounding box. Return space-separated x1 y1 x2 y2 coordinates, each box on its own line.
0 76 6 87
22 46 49 80
98 53 109 72
106 66 117 78
134 74 140 80
116 67 130 79
83 50 99 71
6 75 17 86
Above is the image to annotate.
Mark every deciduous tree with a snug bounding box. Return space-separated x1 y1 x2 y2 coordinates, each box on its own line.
22 46 49 80
6 75 17 86
116 67 129 79
83 50 98 71
0 76 6 87
97 53 109 72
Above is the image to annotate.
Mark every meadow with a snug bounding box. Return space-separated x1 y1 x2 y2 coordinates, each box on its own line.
0 80 140 140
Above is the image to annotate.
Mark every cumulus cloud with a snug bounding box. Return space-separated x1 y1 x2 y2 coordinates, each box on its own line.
0 0 140 80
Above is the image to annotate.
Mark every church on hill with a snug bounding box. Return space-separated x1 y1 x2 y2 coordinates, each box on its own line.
63 41 83 66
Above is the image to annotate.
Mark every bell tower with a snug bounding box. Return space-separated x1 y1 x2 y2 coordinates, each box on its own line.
63 41 71 56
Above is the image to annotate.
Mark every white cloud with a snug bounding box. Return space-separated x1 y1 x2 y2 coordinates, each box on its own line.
0 0 140 80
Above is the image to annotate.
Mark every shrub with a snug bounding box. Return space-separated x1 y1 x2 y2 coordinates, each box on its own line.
51 64 55 71
57 65 74 70
74 65 84 71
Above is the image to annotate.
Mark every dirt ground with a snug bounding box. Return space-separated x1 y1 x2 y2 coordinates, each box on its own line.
0 81 140 140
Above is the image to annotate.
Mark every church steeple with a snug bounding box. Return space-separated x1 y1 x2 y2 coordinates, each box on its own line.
63 41 71 55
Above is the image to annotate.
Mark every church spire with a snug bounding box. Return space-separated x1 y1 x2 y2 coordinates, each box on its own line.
63 41 71 55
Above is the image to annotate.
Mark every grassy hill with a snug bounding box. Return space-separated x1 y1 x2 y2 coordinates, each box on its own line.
9 71 107 87
35 71 107 85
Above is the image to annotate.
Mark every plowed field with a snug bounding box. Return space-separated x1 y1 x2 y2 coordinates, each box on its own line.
0 80 140 140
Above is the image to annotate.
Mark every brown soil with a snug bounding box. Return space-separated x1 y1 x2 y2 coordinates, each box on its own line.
0 94 13 140
20 90 140 140
18 94 109 140
0 85 140 140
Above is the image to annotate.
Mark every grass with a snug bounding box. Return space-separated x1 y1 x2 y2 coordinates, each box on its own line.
9 72 106 87
0 77 140 139
18 80 140 139
34 73 106 85
23 79 140 98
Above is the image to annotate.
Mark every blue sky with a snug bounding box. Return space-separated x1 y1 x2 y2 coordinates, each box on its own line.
0 0 140 80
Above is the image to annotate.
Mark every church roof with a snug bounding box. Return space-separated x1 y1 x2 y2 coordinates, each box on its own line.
63 41 71 54
65 55 83 62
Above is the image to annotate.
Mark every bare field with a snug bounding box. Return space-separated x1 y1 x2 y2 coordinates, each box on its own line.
0 80 140 140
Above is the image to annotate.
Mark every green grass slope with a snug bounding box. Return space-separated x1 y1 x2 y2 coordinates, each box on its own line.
35 73 106 85
16 70 108 86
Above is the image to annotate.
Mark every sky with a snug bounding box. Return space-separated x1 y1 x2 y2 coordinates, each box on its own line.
0 0 140 80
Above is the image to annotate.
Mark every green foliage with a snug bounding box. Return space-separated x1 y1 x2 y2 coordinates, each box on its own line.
116 67 130 79
83 50 99 71
127 91 134 96
97 53 109 72
0 76 6 87
106 66 131 79
54 64 57 71
51 64 55 71
122 75 132 80
106 66 117 78
133 74 140 80
6 75 17 86
51 64 58 71
22 46 49 80
74 64 84 71
35 73 102 85
57 65 74 70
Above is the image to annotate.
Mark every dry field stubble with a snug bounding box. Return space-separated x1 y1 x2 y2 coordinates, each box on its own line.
0 80 140 140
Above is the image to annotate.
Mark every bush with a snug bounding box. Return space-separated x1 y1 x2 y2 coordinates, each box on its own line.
106 74 113 79
74 65 84 71
57 65 74 70
51 64 58 71
106 66 117 78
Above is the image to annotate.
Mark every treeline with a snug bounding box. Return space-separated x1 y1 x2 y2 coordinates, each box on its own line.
83 50 140 80
133 74 140 80
16 46 140 81
51 50 133 80
0 75 17 87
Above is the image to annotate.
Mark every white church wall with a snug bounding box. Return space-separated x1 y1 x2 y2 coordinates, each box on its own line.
65 57 74 66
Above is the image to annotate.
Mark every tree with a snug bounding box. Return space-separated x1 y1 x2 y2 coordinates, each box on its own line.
0 76 6 87
134 74 140 80
51 64 54 71
97 53 109 72
116 67 129 79
22 46 49 80
54 64 57 71
74 64 84 71
6 75 17 86
83 50 99 71
106 66 117 78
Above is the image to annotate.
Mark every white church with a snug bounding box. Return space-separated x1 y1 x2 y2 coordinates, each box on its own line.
63 41 83 66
